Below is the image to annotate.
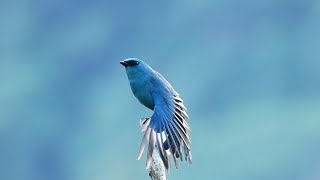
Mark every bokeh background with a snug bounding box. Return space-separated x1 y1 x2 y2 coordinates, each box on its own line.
1 0 320 179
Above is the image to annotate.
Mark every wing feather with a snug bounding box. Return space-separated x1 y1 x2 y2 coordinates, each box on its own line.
137 93 191 170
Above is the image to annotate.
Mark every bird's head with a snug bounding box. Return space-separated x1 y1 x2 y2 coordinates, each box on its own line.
120 58 152 77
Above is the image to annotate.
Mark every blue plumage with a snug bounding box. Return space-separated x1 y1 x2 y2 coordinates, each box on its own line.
120 58 192 170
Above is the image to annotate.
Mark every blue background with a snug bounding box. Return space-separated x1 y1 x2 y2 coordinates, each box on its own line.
1 0 320 179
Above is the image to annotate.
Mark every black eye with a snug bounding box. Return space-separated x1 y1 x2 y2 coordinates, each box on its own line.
125 59 140 66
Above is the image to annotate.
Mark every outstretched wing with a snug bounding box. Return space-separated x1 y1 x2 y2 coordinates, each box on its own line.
137 93 192 170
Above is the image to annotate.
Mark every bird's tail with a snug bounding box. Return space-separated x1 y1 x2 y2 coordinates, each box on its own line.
138 117 171 170
138 116 192 170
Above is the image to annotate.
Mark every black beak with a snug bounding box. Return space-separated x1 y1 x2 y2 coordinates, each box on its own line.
120 61 128 67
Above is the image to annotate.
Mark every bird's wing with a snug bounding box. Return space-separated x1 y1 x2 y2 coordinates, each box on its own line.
137 92 192 170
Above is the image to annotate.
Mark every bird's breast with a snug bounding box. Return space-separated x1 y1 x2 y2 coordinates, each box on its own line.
129 79 155 110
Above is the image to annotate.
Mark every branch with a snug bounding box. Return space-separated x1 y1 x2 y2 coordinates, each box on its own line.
149 146 167 180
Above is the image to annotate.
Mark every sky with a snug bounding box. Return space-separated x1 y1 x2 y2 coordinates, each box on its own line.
1 0 320 179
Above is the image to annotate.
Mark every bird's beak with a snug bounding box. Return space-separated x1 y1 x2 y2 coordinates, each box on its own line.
120 61 128 67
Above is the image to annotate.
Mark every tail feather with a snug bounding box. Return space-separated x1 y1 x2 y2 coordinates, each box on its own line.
146 129 156 169
137 94 192 170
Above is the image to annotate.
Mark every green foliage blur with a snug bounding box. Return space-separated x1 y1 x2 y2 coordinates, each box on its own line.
1 0 320 179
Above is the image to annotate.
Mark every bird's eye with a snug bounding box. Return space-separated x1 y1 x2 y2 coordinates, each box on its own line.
134 61 139 65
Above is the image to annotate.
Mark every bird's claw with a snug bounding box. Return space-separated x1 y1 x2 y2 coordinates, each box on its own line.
140 117 150 127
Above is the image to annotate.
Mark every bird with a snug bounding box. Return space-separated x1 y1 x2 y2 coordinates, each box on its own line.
120 58 192 170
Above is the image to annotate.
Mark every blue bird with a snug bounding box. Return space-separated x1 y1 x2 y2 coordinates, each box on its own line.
120 58 192 170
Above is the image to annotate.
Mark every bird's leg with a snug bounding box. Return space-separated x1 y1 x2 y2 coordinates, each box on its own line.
140 117 150 127
140 117 151 133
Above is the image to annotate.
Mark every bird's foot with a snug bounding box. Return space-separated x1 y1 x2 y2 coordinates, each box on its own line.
139 117 150 127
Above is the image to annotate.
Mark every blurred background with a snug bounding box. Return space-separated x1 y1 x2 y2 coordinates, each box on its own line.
1 0 320 179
